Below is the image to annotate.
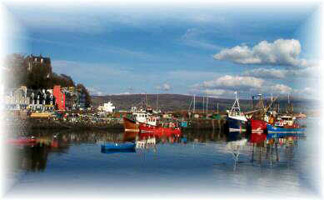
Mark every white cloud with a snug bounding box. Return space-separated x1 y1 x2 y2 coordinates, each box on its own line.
156 83 171 91
202 75 264 90
202 89 235 98
214 39 309 67
195 74 294 98
181 28 222 50
294 87 319 99
243 66 320 80
87 87 105 96
270 84 292 94
243 68 287 79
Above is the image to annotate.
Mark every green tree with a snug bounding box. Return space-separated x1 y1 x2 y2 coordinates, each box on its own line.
4 54 28 88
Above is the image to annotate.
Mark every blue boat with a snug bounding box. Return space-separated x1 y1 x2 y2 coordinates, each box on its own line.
101 142 136 153
227 116 247 133
267 124 305 139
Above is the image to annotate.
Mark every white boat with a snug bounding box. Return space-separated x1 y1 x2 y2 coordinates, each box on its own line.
227 92 247 133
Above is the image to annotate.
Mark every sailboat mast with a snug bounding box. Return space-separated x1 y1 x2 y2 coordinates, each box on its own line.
217 102 219 114
193 94 196 113
202 96 205 113
156 92 159 111
206 95 209 114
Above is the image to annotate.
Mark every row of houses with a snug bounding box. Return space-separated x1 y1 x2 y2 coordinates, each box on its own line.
5 85 87 112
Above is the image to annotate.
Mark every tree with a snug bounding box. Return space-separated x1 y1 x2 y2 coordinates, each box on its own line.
27 62 52 89
4 54 28 88
51 73 75 88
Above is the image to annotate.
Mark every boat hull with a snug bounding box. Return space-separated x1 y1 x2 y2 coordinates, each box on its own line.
227 116 247 133
248 119 268 143
267 124 305 139
101 142 136 152
123 117 139 132
139 124 181 139
250 119 267 134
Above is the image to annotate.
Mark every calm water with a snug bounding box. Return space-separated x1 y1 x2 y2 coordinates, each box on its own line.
4 120 321 199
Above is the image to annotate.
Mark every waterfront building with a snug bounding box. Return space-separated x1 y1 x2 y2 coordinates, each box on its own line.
53 85 88 111
4 86 30 110
28 89 55 112
53 85 65 111
97 101 116 113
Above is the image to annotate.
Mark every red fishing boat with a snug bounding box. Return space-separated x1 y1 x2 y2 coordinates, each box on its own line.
7 137 37 145
123 117 140 132
139 123 181 138
250 119 267 134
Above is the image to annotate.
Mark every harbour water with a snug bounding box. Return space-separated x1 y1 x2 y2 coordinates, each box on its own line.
4 120 320 199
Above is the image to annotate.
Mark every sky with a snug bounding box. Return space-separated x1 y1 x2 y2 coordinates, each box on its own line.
2 2 321 99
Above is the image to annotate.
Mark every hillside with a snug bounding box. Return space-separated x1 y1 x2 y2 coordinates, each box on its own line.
91 94 317 113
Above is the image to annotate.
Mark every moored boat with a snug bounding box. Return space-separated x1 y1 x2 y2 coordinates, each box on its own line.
101 142 136 152
7 137 37 145
123 117 140 132
139 123 181 138
267 124 305 138
250 119 267 134
227 92 247 133
123 108 158 132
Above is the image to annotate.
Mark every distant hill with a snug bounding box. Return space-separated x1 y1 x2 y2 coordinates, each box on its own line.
91 94 317 113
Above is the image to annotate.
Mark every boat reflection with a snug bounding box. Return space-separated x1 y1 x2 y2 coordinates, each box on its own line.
8 128 305 172
225 129 305 170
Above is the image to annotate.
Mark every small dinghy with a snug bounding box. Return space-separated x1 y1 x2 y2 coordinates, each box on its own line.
101 142 136 153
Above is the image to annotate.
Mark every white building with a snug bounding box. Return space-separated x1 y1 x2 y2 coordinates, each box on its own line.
98 101 115 113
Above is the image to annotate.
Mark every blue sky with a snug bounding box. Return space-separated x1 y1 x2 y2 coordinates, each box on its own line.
4 3 321 98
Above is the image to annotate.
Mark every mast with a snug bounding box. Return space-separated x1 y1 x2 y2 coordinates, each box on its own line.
217 102 219 114
156 92 159 111
230 91 241 116
193 94 196 113
206 95 209 114
202 96 205 113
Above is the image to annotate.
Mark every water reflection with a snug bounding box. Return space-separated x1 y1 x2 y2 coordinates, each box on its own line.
8 128 305 172
226 130 304 171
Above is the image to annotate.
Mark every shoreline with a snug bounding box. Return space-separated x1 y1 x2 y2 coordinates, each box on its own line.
6 118 225 131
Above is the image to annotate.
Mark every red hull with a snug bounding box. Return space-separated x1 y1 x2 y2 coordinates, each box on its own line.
139 123 181 139
250 132 267 143
123 117 139 132
249 119 267 143
7 138 37 145
250 119 267 134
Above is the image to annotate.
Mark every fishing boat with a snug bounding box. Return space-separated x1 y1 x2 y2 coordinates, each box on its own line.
246 94 275 135
139 122 181 138
123 109 157 132
266 94 306 138
123 117 140 132
227 91 247 133
101 142 136 152
267 124 305 138
250 119 268 134
266 114 306 138
7 137 37 145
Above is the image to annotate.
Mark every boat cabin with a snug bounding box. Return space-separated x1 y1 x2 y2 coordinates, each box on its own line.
132 111 157 126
